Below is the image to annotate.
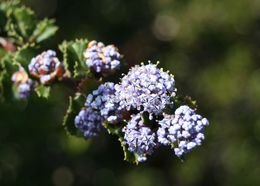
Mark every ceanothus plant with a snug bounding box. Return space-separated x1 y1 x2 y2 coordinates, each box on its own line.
0 0 209 164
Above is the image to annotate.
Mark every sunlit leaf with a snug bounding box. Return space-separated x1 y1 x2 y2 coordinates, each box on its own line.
35 85 51 98
31 19 58 43
59 39 89 79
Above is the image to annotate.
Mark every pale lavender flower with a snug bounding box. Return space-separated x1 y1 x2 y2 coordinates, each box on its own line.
122 113 157 162
157 105 209 157
115 63 176 119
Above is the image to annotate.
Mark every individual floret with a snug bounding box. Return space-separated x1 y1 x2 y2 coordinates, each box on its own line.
83 40 121 74
157 105 209 157
28 50 63 84
115 63 176 119
74 108 104 138
11 67 34 100
86 82 122 123
122 113 157 162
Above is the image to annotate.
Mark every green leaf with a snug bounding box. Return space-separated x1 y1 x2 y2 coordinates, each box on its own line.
1 1 57 45
13 44 37 67
73 60 87 78
63 93 85 136
59 39 89 79
0 0 20 11
102 121 140 164
70 39 88 62
59 41 70 73
31 19 58 43
5 5 37 44
1 52 16 70
12 6 37 38
35 85 51 98
0 52 17 102
118 136 141 164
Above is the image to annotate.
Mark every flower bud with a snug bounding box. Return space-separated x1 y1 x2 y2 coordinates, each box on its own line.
28 50 63 84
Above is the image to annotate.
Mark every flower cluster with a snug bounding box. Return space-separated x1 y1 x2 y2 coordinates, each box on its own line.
75 82 122 138
83 40 121 74
86 82 122 123
0 0 209 164
28 50 63 84
11 68 34 100
74 108 103 138
157 105 209 157
115 63 176 119
74 62 209 163
122 114 157 162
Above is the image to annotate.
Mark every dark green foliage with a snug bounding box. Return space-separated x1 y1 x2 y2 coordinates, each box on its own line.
0 52 16 101
0 0 58 101
59 39 89 79
0 0 57 45
63 93 85 136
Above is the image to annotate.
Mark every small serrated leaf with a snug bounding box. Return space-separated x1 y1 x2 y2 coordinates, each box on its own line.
12 6 37 38
59 39 89 79
69 39 88 62
31 19 58 43
4 4 37 44
63 93 85 136
59 41 70 71
68 39 89 78
35 85 50 98
73 60 88 79
13 44 37 67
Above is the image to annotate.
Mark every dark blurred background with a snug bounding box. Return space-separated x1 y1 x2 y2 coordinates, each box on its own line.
1 0 260 185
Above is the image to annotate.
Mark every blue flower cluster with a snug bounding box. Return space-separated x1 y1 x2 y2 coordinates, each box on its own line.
86 82 122 123
83 40 121 74
157 105 209 157
122 114 157 162
11 67 34 100
115 63 176 119
28 50 63 84
75 82 121 138
74 108 103 138
74 62 209 162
